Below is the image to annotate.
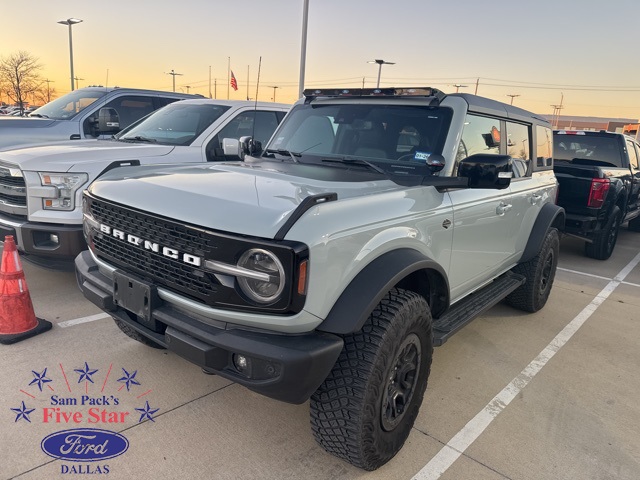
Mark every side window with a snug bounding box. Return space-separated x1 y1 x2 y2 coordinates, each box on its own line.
535 125 553 170
506 121 531 178
83 95 155 136
206 110 282 161
626 140 639 169
455 114 501 166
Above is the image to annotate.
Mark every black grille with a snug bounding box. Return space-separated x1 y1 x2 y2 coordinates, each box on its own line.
87 195 305 313
90 199 218 304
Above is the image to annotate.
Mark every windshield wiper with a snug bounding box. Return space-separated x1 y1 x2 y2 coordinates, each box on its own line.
321 157 387 175
28 113 49 118
265 148 301 163
119 135 157 143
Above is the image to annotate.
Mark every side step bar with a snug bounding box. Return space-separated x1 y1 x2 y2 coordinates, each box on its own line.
433 272 526 346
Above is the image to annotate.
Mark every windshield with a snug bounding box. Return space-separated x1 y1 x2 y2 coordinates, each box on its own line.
554 134 624 167
115 103 230 146
30 89 108 120
266 103 452 167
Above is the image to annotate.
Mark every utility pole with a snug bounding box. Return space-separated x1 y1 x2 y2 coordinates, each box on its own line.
209 66 212 99
74 76 84 90
507 94 520 105
44 79 54 103
214 79 217 99
474 77 479 95
165 69 183 92
452 84 467 93
185 85 191 93
247 65 250 101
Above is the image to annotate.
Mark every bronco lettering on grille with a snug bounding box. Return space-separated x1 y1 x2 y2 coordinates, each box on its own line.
99 223 202 267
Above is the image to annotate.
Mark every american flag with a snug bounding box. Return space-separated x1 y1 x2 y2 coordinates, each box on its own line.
230 71 238 91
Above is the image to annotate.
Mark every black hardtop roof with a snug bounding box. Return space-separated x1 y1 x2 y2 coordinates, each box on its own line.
300 87 549 126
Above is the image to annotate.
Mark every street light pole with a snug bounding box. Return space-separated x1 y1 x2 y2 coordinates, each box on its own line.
57 18 83 92
268 86 279 102
368 59 395 88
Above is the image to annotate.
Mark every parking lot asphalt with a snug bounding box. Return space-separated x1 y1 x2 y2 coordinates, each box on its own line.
1 228 640 480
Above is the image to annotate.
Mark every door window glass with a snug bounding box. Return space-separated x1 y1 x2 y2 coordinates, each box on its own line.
506 121 531 177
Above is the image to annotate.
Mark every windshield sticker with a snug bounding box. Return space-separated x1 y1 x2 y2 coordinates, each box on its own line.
414 151 431 161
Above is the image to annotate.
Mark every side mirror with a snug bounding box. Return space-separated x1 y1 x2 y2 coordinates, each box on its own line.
222 137 243 159
458 154 513 189
98 108 120 134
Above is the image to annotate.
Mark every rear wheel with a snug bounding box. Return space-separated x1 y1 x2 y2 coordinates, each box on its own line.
585 206 621 260
506 228 559 312
310 288 432 470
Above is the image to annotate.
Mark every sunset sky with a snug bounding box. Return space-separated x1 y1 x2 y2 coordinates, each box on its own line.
2 0 639 119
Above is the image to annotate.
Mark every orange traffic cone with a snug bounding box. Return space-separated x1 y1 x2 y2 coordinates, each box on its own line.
0 236 51 344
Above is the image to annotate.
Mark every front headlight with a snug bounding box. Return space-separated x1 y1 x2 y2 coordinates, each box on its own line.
38 172 89 211
236 248 285 304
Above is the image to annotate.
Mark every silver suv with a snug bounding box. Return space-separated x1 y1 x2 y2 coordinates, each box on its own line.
76 87 564 470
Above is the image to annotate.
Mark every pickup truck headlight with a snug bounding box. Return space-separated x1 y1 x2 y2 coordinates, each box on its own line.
38 172 89 211
236 248 285 304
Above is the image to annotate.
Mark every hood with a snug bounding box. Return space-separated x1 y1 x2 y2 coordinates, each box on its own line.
0 140 175 172
89 162 401 238
0 117 58 128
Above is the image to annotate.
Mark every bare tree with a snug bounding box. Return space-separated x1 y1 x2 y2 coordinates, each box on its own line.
0 51 43 113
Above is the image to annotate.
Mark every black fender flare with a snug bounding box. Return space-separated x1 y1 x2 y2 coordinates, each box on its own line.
519 203 565 263
317 248 449 335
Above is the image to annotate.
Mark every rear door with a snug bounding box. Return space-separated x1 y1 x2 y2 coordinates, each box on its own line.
624 139 640 214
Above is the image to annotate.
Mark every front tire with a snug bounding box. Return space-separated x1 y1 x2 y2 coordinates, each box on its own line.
585 206 621 260
310 288 432 470
506 227 559 312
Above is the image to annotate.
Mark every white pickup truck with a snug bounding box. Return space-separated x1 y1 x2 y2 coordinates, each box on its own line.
0 99 289 266
0 86 199 150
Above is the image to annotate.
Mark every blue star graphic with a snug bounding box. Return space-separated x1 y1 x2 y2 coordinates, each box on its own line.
117 368 141 391
74 362 99 384
135 401 159 423
11 401 35 423
28 368 52 392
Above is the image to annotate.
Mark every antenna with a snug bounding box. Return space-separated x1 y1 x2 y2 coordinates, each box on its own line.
251 56 262 152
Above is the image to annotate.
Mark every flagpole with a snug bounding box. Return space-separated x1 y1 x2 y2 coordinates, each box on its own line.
227 57 230 100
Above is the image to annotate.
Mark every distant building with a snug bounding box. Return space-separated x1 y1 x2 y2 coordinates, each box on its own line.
541 114 638 133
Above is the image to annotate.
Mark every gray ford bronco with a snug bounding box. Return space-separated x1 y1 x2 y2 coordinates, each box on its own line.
75 87 564 470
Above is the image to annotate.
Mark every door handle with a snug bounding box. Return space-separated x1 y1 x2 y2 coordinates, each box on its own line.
496 202 512 215
530 194 542 205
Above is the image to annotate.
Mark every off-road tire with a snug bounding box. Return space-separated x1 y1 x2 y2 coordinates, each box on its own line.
112 317 165 349
506 227 559 313
628 214 640 232
310 288 432 471
585 206 621 260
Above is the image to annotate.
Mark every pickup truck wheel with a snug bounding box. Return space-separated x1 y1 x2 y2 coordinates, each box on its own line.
585 206 621 260
506 227 559 313
112 317 165 349
310 288 432 470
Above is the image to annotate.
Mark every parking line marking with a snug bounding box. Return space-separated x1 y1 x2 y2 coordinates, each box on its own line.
58 313 111 328
558 267 640 288
412 252 640 480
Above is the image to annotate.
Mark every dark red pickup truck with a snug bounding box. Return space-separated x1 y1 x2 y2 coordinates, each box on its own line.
553 130 640 260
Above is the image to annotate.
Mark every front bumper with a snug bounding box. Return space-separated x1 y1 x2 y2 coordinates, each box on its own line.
0 214 85 260
75 250 343 404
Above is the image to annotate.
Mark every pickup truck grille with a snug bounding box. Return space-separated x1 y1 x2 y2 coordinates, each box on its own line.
90 200 218 304
0 165 27 210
